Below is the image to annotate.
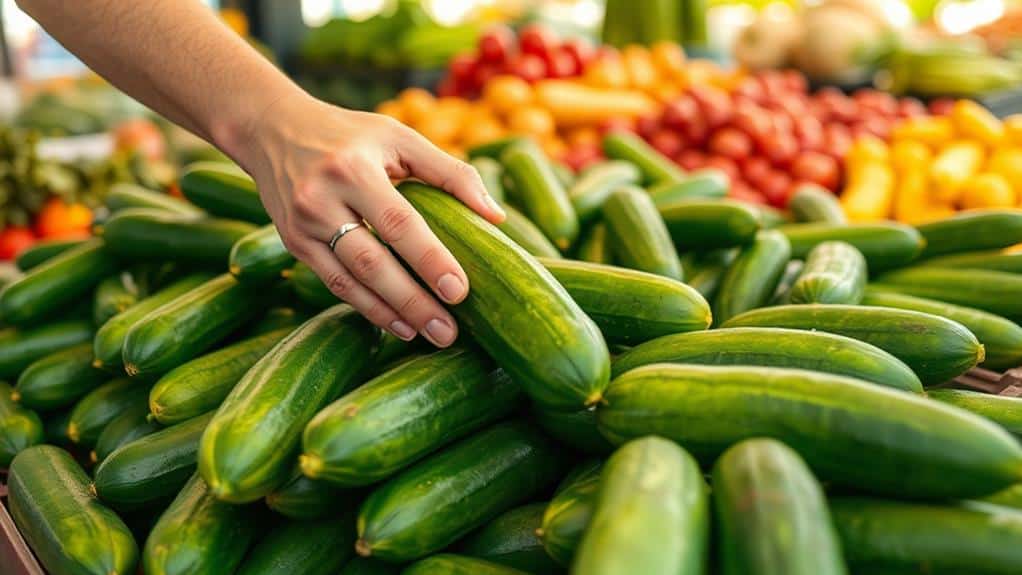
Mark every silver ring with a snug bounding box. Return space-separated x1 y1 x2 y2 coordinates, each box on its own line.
328 222 363 251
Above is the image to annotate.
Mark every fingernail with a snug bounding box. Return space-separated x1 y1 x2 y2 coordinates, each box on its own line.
484 194 505 217
437 273 466 303
424 318 456 347
389 320 416 341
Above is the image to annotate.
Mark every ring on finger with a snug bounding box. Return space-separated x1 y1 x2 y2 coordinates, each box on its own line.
327 221 364 251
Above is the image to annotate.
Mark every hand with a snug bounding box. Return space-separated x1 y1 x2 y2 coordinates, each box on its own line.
228 92 505 347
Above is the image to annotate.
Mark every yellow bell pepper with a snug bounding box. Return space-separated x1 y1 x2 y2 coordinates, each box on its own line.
987 146 1022 196
842 161 895 222
930 141 985 204
891 117 954 149
1004 115 1022 146
891 140 933 223
959 172 1017 209
950 100 1004 147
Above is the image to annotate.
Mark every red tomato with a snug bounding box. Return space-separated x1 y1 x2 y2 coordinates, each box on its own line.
683 115 709 147
635 114 662 139
741 156 772 187
0 226 35 261
436 77 460 98
824 94 857 124
650 130 685 159
769 113 795 138
732 104 772 141
562 144 603 172
703 156 739 183
689 86 733 129
929 98 956 116
757 71 788 99
856 116 892 140
507 54 547 83
733 78 766 104
598 116 637 135
794 116 824 151
816 87 845 104
449 53 478 82
472 63 501 92
762 133 799 167
519 24 557 58
791 152 841 191
897 97 927 118
824 124 853 160
662 96 699 131
675 149 707 171
562 39 594 71
479 25 516 63
759 170 793 207
854 89 898 117
782 70 808 94
594 45 620 61
545 49 577 78
708 127 753 161
773 95 807 119
729 181 767 205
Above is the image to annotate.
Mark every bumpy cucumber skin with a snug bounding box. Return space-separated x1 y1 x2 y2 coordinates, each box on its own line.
574 222 612 264
93 272 141 326
91 401 161 464
571 436 708 575
602 132 686 185
648 169 729 206
287 262 338 310
540 461 602 565
928 389 1022 437
713 230 791 325
229 224 295 282
179 161 270 224
500 142 579 251
15 342 109 411
403 554 531 575
788 241 867 305
14 238 87 271
598 364 1022 499
0 381 44 467
604 186 684 280
713 439 847 575
658 200 762 251
471 157 506 203
101 208 257 265
497 204 563 258
105 182 204 216
67 378 151 448
534 405 614 454
568 160 642 223
779 222 924 273
788 184 847 224
921 250 1022 274
0 321 93 380
9 445 138 575
236 513 356 575
265 466 361 520
873 267 1022 323
461 503 562 575
917 210 1022 259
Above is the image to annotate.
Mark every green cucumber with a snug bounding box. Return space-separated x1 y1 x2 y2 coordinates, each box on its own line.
246 307 308 335
14 342 109 411
339 558 400 575
754 204 791 229
148 327 295 425
302 347 520 486
602 132 685 185
769 259 805 305
287 262 337 310
539 257 710 344
534 406 613 454
713 438 846 575
920 249 1022 274
43 408 72 446
265 466 361 520
928 389 1022 437
604 185 683 280
461 503 561 575
540 461 602 565
14 238 86 271
611 327 922 393
143 473 260 575
0 381 43 467
229 224 294 282
779 222 924 273
568 160 641 223
552 160 575 189
179 161 270 224
356 421 562 562
100 208 257 265
788 241 867 305
0 238 118 325
67 377 151 447
658 200 762 251
91 402 161 464
93 412 213 510
500 141 578 251
497 204 562 258
0 320 93 379
9 445 138 575
788 184 847 224
574 222 612 264
722 304 985 385
402 182 610 410
471 157 506 203
404 555 529 575
683 248 736 301
713 230 791 324
93 272 142 326
571 436 708 575
982 482 1022 509
917 210 1022 259
199 304 377 502
873 267 1022 322
468 136 528 161
105 183 204 216
648 169 729 206
370 332 427 375
599 364 1022 498
122 273 268 376
236 513 356 575
862 288 1022 370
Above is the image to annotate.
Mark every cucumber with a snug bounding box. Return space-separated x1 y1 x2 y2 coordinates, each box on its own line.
91 402 161 464
611 327 923 393
67 377 151 447
658 200 762 250
93 412 213 510
246 307 308 335
598 364 1022 498
43 408 72 446
983 482 1022 509
873 267 1022 322
928 389 1022 437
471 157 506 203
402 182 610 410
722 304 985 385
788 184 847 224
769 259 805 305
831 497 1022 574
148 327 295 425
713 230 791 324
552 161 575 189
574 222 612 264
266 466 361 520
356 421 562 562
468 136 529 161
0 238 119 325
236 514 356 575
302 347 520 486
648 169 729 206
122 273 268 377
754 204 791 229
604 185 684 280
602 132 686 185
568 160 641 223
571 436 708 575
339 558 400 575
0 320 93 379
93 272 142 326
540 461 602 565
862 288 1022 370
497 204 562 258
539 257 710 344
500 141 578 251
8 445 138 575
0 381 43 467
100 208 257 265
199 304 377 503
370 332 427 374
920 250 1022 274
14 238 86 271
14 342 109 411
286 262 337 310
403 555 530 575
779 222 924 273
105 183 204 216
683 248 737 301
461 503 561 575
92 273 212 370
713 438 846 575
179 161 270 224
143 473 260 575
788 241 867 305
229 224 294 282
534 406 613 455
917 210 1022 259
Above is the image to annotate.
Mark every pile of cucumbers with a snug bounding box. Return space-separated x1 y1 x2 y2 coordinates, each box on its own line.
2 134 1022 575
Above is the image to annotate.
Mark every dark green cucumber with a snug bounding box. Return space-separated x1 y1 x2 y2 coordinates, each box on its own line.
539 257 710 344
713 230 791 324
91 401 161 464
100 208 257 265
917 210 1022 259
604 185 683 280
648 169 729 206
43 408 72 446
236 513 356 575
658 200 762 251
873 267 1022 322
0 320 93 379
229 224 294 282
143 473 260 575
302 347 520 486
683 248 737 301
928 389 1022 437
93 272 142 326
568 160 641 223
461 503 561 575
713 438 846 575
339 558 400 575
14 342 109 411
571 436 708 575
179 161 270 224
983 482 1022 509
14 238 86 271
497 204 562 258
540 461 602 565
500 141 578 251
105 183 204 216
356 421 562 562
199 304 377 502
722 304 985 385
611 327 922 393
534 405 612 454
862 288 1022 370
779 222 924 273
471 157 506 203
92 273 212 370
468 136 529 161
67 377 151 447
0 381 43 467
831 497 1022 575
920 250 1022 274
9 445 138 575
265 466 361 520
370 332 428 375
574 222 612 264
788 241 866 305
93 412 213 510
402 182 610 410
0 238 118 325
602 131 685 185
246 307 308 335
404 555 530 575
598 364 1022 498
769 259 805 305
788 184 847 224
122 273 269 376
286 262 337 310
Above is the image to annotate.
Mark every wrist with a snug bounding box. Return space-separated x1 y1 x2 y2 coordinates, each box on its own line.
209 84 312 172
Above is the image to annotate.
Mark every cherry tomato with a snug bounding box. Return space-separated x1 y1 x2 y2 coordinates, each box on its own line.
759 170 794 207
562 144 603 172
782 70 808 94
856 116 892 140
435 77 460 98
650 130 685 159
929 98 956 116
897 97 927 118
689 86 733 129
791 152 841 191
598 116 637 135
794 116 825 151
729 181 767 205
479 25 516 64
471 63 502 92
854 89 898 117
757 71 788 99
762 133 799 168
741 156 772 187
0 226 35 260
519 24 557 59
507 53 547 83
675 149 707 171
448 53 478 82
635 114 662 139
662 95 699 131
562 39 594 71
683 115 709 147
769 113 795 138
708 127 752 161
733 78 766 104
545 49 577 78
824 124 853 160
703 156 740 183
773 95 807 119
732 103 772 140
